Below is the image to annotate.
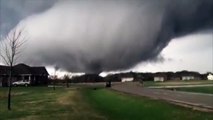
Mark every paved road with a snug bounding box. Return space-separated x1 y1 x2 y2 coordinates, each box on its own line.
112 83 213 111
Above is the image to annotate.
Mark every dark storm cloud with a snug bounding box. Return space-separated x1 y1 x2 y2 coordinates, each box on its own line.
0 0 57 36
1 0 213 73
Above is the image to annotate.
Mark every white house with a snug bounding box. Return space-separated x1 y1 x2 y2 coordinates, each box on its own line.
207 74 213 80
121 77 134 82
182 76 195 80
154 77 165 82
154 73 167 82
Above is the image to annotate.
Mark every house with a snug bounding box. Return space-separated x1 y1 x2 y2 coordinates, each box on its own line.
154 77 164 82
121 77 134 82
182 76 195 80
154 73 167 82
119 72 135 82
104 72 135 82
207 74 213 80
176 71 201 80
0 64 49 87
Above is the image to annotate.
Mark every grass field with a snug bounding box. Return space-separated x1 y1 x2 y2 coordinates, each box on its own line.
143 80 213 87
0 87 213 120
175 86 213 94
142 80 213 94
0 87 103 120
83 88 213 120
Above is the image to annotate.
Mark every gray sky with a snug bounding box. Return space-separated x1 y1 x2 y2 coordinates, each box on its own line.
0 0 212 74
132 33 213 73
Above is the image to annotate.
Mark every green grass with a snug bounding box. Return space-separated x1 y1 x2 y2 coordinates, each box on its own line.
0 87 104 120
0 87 213 120
143 80 213 87
175 86 213 94
83 88 213 120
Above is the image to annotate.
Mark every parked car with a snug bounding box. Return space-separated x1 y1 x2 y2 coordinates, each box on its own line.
12 80 30 86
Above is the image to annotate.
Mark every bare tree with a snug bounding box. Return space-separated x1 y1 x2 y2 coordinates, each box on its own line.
63 74 71 88
0 27 27 110
53 74 57 90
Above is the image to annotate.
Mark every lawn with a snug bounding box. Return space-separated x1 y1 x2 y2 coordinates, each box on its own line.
175 86 213 94
83 88 213 120
0 87 104 120
143 80 213 87
142 81 213 94
0 87 213 120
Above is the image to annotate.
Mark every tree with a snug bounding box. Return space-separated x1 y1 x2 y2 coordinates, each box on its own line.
0 27 27 110
63 74 71 88
53 74 57 90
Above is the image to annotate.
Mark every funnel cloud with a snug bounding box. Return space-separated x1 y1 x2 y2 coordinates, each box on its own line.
1 0 213 73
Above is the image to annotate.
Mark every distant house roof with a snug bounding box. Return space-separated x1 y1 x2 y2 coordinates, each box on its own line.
175 70 200 77
0 64 49 75
110 72 136 78
154 72 168 78
72 74 104 82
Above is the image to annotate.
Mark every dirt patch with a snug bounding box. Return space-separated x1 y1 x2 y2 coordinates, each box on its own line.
57 90 76 105
0 92 28 99
12 92 28 96
0 94 6 98
26 100 46 104
19 115 39 120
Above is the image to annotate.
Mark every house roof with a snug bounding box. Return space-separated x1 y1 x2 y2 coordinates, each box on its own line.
175 70 200 77
0 65 9 75
154 72 168 78
13 64 32 74
72 74 104 82
0 64 49 75
31 67 49 75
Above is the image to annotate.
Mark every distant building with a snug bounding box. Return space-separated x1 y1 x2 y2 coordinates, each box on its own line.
154 72 168 82
120 72 135 82
176 71 201 80
207 74 213 80
121 77 134 82
182 76 195 80
104 71 204 82
154 77 164 82
104 72 137 82
0 64 49 87
71 74 104 83
152 71 202 81
154 73 167 82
